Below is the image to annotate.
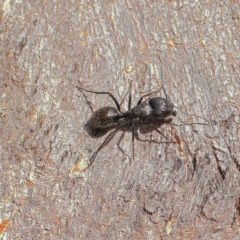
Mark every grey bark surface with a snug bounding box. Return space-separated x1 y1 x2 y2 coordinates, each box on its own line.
1 1 240 239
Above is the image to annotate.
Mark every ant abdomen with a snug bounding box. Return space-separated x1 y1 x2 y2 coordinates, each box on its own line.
86 106 121 128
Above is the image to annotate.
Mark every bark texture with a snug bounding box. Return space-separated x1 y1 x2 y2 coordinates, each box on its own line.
1 1 240 239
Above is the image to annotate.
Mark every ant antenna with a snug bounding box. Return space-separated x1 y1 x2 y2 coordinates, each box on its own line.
173 105 210 126
161 82 169 101
137 90 160 105
157 55 169 100
157 55 209 127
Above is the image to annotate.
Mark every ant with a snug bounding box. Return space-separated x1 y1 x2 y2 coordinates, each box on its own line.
76 82 208 171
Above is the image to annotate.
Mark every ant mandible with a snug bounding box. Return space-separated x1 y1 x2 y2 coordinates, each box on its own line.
76 81 181 171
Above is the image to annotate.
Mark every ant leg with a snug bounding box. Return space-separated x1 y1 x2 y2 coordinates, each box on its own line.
76 86 121 113
79 90 94 113
137 96 143 105
161 84 168 101
131 126 135 161
128 81 133 110
117 132 131 162
84 126 122 171
157 55 169 100
134 130 152 143
141 122 169 141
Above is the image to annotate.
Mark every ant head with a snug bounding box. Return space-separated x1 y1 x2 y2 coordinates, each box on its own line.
149 97 177 119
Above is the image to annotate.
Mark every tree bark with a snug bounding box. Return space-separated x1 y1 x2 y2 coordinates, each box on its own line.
1 1 240 239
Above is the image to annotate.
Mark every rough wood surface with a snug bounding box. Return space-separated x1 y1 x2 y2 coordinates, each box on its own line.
1 1 240 239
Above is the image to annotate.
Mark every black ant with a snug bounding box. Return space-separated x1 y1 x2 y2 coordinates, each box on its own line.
76 82 208 171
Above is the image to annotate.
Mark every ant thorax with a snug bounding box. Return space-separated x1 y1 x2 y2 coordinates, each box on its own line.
123 102 152 119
